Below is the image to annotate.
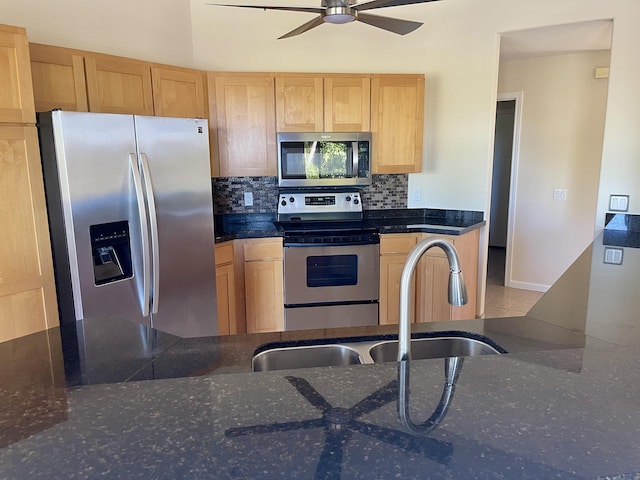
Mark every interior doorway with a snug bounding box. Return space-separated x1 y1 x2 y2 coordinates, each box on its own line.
488 94 520 288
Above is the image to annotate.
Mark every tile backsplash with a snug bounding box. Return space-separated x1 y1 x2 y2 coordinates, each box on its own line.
212 174 408 214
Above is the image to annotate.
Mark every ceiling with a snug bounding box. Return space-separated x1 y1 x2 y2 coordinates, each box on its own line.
499 20 613 61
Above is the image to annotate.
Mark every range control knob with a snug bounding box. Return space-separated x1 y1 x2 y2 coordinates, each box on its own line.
345 196 352 202
289 197 295 203
281 200 287 207
353 198 360 205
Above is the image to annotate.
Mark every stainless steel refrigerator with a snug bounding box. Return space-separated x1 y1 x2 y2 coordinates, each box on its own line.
38 110 218 338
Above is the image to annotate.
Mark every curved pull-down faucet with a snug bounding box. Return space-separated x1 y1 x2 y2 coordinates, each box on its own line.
397 237 469 362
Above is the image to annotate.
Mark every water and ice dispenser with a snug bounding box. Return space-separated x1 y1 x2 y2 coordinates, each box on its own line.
89 221 133 285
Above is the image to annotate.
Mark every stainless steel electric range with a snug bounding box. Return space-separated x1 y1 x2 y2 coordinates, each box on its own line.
277 190 380 331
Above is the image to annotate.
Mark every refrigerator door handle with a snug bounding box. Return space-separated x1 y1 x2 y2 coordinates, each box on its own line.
139 152 160 314
129 153 151 317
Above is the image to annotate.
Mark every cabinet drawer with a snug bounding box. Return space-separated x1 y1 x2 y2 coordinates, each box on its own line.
380 234 418 255
215 242 234 266
421 234 457 258
243 238 283 261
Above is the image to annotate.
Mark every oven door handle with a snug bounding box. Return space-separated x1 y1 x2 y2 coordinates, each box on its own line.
283 240 379 247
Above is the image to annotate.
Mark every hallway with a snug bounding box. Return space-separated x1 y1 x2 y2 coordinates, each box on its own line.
484 247 544 318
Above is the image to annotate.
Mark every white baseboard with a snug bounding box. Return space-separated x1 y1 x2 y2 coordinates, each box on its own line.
507 280 549 292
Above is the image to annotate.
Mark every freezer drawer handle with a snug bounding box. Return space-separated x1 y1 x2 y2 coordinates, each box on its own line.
139 153 160 314
129 153 151 317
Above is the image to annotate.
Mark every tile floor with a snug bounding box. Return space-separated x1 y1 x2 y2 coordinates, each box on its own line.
483 247 545 318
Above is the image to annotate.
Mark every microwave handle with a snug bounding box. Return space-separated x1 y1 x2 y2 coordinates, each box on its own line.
352 141 359 178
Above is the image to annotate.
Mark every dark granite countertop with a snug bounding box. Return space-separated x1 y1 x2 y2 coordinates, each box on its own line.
214 209 485 243
1 214 639 478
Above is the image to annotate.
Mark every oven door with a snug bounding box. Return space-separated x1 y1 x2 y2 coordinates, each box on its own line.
283 243 379 305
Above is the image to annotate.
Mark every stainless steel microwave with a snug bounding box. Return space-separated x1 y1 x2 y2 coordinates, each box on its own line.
277 132 372 187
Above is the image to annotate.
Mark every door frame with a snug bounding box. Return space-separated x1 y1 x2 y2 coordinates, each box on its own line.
495 91 523 287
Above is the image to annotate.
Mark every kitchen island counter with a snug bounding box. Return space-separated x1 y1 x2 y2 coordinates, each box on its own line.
1 214 639 478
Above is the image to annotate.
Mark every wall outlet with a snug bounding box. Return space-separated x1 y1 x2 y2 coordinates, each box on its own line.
244 191 253 206
412 187 422 202
604 247 624 265
553 188 568 201
609 194 629 212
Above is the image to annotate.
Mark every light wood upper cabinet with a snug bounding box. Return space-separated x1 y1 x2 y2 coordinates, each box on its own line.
324 76 370 132
84 54 154 115
371 74 424 174
29 43 88 112
275 75 323 132
151 67 207 119
275 74 370 132
0 126 59 342
209 73 276 177
0 25 36 124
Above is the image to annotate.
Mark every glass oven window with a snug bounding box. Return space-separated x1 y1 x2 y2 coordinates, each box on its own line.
306 254 357 287
281 141 352 179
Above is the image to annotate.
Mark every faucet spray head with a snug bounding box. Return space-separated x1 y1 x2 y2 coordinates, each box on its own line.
448 270 468 306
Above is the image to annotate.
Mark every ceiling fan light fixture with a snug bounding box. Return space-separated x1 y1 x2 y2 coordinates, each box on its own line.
323 6 356 24
323 13 355 24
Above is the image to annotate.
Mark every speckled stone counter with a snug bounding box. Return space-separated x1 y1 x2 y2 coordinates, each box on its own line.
214 209 485 243
2 214 640 478
364 208 485 235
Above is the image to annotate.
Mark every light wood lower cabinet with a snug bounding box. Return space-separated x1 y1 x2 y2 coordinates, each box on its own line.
215 242 236 336
379 233 419 325
242 238 284 334
0 126 59 343
415 230 479 322
379 230 479 326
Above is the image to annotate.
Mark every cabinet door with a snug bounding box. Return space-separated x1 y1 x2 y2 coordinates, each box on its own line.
0 25 36 123
244 259 284 333
210 73 276 177
216 263 236 336
152 67 207 118
371 74 424 174
324 76 370 132
29 43 88 112
275 75 323 132
379 234 418 325
0 126 59 342
84 55 154 115
414 231 479 322
415 255 451 322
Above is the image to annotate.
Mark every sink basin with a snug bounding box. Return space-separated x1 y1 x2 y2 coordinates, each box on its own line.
252 344 362 372
252 333 505 372
368 336 502 363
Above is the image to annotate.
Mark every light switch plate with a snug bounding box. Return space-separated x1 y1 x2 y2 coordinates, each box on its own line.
609 194 629 212
553 188 568 201
604 247 624 265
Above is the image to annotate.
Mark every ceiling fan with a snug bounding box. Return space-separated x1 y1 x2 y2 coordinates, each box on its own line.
208 0 442 39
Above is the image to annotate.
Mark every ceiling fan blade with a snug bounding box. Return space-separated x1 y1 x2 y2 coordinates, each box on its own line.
352 0 441 12
278 15 326 39
207 4 324 14
356 12 423 35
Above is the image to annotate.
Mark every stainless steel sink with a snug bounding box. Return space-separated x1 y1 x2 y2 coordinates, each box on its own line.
252 333 505 372
368 336 502 364
252 344 363 372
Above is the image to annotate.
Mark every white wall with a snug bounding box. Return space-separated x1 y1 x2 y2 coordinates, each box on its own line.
498 51 610 290
0 0 195 67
